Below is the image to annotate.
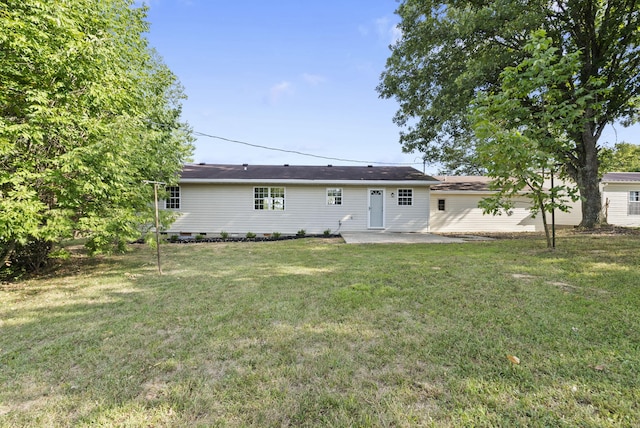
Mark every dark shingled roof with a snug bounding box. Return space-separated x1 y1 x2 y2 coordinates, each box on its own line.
431 176 494 191
602 172 640 182
180 164 438 182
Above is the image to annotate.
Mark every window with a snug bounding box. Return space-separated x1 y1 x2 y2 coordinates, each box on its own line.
254 187 285 210
629 191 640 215
397 188 413 206
165 186 180 209
438 199 445 211
327 188 342 205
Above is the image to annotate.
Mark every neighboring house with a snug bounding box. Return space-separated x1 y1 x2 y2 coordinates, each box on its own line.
429 176 582 233
165 164 439 236
602 172 640 227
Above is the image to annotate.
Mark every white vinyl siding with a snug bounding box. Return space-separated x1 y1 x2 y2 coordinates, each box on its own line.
603 184 640 226
385 187 430 232
429 192 581 233
629 191 640 215
167 184 431 235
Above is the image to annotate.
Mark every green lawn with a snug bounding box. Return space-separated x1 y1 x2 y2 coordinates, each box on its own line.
1 234 639 426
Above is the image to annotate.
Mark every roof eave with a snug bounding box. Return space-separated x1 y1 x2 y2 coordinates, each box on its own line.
430 190 493 194
179 178 440 186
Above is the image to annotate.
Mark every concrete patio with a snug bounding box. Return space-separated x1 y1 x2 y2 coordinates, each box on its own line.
340 232 483 244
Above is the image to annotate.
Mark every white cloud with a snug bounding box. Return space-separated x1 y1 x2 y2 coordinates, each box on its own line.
357 24 369 36
390 24 402 44
375 17 391 38
268 81 293 104
302 73 326 86
366 16 402 45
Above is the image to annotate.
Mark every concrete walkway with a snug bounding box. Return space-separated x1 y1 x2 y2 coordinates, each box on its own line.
340 231 469 244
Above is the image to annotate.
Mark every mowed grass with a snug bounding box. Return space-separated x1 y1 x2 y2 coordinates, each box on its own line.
1 234 639 427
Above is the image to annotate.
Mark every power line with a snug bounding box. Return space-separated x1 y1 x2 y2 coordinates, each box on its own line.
192 130 421 166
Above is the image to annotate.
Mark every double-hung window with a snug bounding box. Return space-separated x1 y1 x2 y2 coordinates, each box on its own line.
397 188 413 206
629 191 640 215
327 188 342 205
254 187 285 210
165 186 180 209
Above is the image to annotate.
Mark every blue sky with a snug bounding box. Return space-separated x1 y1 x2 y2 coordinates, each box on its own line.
142 1 637 173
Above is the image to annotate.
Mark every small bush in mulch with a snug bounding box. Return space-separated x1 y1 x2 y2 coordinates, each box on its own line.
146 234 342 244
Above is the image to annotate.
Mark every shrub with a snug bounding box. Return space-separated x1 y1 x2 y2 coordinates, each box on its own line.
195 234 204 241
0 238 53 279
272 232 281 239
296 229 306 237
220 231 229 240
169 234 179 243
246 231 256 239
323 228 332 237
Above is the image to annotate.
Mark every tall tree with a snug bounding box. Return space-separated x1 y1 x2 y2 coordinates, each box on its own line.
378 0 640 228
0 0 193 277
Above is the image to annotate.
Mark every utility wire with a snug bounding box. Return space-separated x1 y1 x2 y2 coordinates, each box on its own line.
192 130 421 166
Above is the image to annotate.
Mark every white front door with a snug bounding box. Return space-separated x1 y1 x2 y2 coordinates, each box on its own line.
369 189 384 228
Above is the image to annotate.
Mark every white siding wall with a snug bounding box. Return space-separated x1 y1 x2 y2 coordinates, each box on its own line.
429 193 582 233
167 183 430 235
603 184 640 227
385 187 431 232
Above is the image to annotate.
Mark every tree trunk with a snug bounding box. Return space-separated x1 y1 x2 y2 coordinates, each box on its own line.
1 240 16 269
535 192 552 248
574 130 603 228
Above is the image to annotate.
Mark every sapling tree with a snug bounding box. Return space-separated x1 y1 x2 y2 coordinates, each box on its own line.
471 31 583 247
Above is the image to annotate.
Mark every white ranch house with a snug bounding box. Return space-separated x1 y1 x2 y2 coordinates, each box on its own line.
165 164 439 237
163 164 638 237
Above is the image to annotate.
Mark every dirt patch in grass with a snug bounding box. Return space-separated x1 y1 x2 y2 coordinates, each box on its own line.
511 273 536 280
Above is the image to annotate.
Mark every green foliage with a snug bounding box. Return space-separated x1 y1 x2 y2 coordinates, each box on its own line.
471 31 583 246
220 231 229 240
272 232 281 239
600 143 640 173
379 0 640 226
245 232 256 239
323 228 332 237
296 229 306 237
0 0 194 276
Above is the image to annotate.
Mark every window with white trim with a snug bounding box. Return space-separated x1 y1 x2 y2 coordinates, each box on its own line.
397 188 413 206
437 199 445 211
327 188 342 205
629 191 640 215
254 187 285 210
165 186 180 209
